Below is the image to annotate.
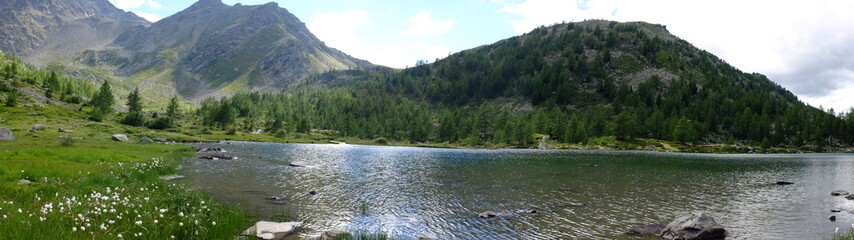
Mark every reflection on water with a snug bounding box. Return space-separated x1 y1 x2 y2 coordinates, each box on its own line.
182 141 854 239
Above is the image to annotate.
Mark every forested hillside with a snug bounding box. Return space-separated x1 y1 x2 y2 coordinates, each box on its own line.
197 21 854 151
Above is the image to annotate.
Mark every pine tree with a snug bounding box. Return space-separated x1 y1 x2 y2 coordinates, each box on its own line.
166 95 180 118
90 81 115 121
121 88 145 126
4 91 17 107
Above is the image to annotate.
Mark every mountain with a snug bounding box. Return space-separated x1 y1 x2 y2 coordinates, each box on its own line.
0 0 149 64
233 20 849 150
0 0 373 101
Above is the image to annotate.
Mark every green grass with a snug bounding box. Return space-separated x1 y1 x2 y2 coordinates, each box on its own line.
0 105 251 239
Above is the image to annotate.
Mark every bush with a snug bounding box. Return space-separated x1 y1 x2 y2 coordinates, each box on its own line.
89 109 107 122
274 129 287 139
148 117 176 130
61 137 75 146
120 112 146 126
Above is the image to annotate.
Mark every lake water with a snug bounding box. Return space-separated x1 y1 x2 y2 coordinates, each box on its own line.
182 141 854 239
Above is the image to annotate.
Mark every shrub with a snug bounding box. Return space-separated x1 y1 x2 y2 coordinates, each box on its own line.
274 129 287 139
148 117 176 130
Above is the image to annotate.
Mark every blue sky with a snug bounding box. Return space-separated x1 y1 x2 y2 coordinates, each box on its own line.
109 0 854 112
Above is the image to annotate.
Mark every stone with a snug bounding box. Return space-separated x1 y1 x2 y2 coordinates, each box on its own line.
846 195 854 201
159 175 185 181
418 237 440 240
196 147 226 153
776 181 794 185
321 229 348 239
832 190 849 196
140 136 154 143
58 128 74 133
289 162 310 167
831 209 842 213
17 179 31 185
0 127 14 140
646 145 658 150
660 212 726 240
111 134 129 142
253 221 302 240
28 113 39 116
830 215 837 222
32 124 47 131
28 129 37 133
199 155 237 160
58 135 68 139
626 223 667 237
308 191 318 195
153 138 167 142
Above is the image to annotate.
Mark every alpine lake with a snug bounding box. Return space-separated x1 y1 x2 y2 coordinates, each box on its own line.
181 141 854 239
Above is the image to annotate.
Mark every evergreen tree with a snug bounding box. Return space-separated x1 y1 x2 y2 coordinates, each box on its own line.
166 95 180 118
121 88 145 126
90 81 115 121
4 91 17 107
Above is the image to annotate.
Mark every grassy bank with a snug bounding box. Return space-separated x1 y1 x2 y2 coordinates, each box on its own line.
0 107 249 239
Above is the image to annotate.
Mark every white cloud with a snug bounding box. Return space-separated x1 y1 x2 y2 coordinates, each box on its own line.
306 10 371 59
109 0 145 11
403 12 455 37
146 0 162 9
498 0 854 111
108 0 161 11
131 10 162 22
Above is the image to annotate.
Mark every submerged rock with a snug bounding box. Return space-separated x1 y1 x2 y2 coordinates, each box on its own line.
321 229 348 239
111 134 129 142
830 215 837 222
0 127 14 140
832 190 850 196
478 210 511 219
776 181 794 185
846 195 854 201
660 212 726 240
289 162 310 167
626 223 667 237
199 155 237 160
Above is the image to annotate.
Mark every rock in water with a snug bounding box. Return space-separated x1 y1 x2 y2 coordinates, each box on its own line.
832 190 849 196
660 212 726 240
776 181 794 185
32 124 47 131
478 210 511 219
289 162 310 167
0 127 14 140
253 221 302 240
111 134 129 142
846 195 854 201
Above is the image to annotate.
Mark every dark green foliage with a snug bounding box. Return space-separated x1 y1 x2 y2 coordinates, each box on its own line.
4 90 17 107
167 95 180 118
90 81 115 119
274 129 287 139
148 117 176 130
121 88 145 126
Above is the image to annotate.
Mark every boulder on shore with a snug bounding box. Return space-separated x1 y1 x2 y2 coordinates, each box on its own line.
196 147 226 153
0 127 14 140
538 141 555 150
241 221 302 240
832 190 849 196
660 212 726 240
111 134 129 142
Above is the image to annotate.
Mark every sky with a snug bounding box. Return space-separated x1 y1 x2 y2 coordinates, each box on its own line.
108 0 854 112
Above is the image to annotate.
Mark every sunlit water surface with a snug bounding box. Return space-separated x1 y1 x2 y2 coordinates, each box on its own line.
182 141 854 239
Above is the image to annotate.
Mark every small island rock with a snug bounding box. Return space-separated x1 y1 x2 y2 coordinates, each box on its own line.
289 162 310 167
660 212 726 240
832 190 849 196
